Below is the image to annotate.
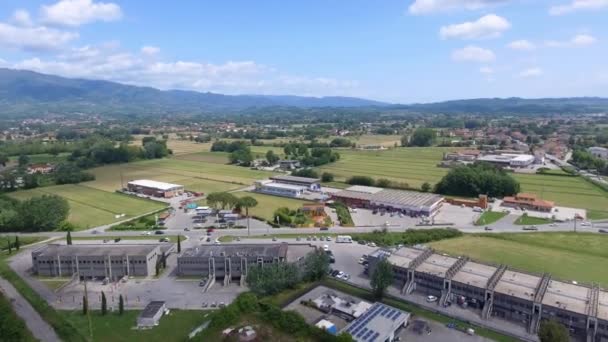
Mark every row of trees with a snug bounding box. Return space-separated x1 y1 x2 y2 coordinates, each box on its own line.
211 140 254 166
571 149 608 175
205 192 258 234
0 195 69 232
345 175 430 192
69 137 169 169
283 142 340 166
435 163 520 198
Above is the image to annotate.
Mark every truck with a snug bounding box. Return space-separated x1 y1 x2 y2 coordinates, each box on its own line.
336 235 353 243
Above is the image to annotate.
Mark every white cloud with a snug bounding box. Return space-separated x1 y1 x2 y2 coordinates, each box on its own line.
549 0 608 15
409 0 509 14
518 68 542 78
479 66 494 74
8 45 358 96
451 45 496 62
545 34 597 47
0 22 78 51
141 46 160 56
41 0 122 27
440 14 510 40
11 10 33 27
507 39 536 51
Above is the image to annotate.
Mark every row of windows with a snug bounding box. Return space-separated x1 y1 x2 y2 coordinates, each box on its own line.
39 259 147 265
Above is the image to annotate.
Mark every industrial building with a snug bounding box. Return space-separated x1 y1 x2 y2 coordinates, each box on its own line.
137 301 166 328
330 185 444 217
270 174 321 191
254 180 305 198
31 244 163 279
342 302 410 342
368 246 608 341
476 153 535 168
177 243 314 286
127 179 184 198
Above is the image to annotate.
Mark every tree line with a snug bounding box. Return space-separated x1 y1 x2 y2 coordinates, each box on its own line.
0 195 70 232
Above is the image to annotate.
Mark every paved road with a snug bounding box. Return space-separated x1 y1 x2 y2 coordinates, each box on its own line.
0 276 60 342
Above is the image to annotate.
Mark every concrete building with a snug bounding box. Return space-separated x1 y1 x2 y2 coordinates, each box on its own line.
331 186 444 217
177 243 313 286
31 244 162 280
127 179 184 198
254 180 304 198
137 301 166 328
342 302 410 342
589 147 608 160
368 246 608 341
270 174 321 191
476 154 535 168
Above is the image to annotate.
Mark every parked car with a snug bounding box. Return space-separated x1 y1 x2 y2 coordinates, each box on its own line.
484 226 493 231
426 295 438 303
323 244 330 252
155 230 165 235
320 227 329 231
367 242 377 247
599 229 608 234
184 227 190 231
358 240 366 245
326 236 332 241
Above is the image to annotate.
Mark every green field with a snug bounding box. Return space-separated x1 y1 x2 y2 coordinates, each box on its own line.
474 211 508 226
430 233 608 286
63 310 208 342
234 192 314 222
8 185 165 229
513 214 553 225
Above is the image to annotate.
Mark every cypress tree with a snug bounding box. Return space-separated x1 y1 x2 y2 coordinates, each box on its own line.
66 231 72 245
119 295 124 315
101 291 107 315
82 295 88 315
14 236 20 251
177 235 181 253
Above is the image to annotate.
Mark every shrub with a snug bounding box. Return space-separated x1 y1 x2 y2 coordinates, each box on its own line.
346 176 375 186
321 172 335 182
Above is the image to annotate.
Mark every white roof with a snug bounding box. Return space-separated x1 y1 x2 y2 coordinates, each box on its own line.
259 182 305 191
315 319 336 329
128 179 183 191
345 185 384 194
511 155 535 162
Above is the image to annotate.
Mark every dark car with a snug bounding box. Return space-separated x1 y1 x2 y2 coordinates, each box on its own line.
599 229 608 234
331 270 340 277
155 230 165 235
320 227 329 231
358 240 366 245
484 226 493 231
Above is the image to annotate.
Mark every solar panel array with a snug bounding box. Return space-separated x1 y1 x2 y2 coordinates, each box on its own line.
344 303 403 342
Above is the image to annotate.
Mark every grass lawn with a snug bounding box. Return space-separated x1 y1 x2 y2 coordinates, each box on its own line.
62 310 208 342
8 185 166 229
474 211 508 226
172 151 229 164
0 235 47 250
513 214 553 225
38 278 69 291
235 192 315 222
0 292 37 342
429 232 608 286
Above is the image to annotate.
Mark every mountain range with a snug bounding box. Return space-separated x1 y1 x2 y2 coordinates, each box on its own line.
0 68 607 117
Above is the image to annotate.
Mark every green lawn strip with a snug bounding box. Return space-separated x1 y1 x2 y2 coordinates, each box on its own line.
321 279 516 342
0 291 38 342
429 234 608 286
72 236 178 243
62 310 208 342
0 251 86 342
513 215 553 226
0 235 47 250
587 209 608 220
219 233 338 242
474 211 508 226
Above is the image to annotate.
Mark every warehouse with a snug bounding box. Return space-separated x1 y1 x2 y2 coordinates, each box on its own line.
270 174 321 191
330 186 444 217
177 243 315 285
127 179 184 198
367 246 608 341
254 180 305 198
31 244 163 279
476 154 535 168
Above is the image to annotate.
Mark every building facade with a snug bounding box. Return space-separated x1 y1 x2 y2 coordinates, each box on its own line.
31 244 162 280
127 179 184 198
254 180 304 198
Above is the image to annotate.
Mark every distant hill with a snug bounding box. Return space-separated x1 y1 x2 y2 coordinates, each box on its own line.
0 68 607 117
0 68 388 117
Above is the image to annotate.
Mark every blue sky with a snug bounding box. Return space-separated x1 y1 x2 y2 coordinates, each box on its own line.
0 0 607 103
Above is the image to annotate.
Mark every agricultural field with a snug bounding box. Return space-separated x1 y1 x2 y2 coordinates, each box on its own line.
430 232 608 286
235 192 315 222
513 173 608 219
172 151 230 164
85 158 275 193
316 147 454 188
8 185 165 229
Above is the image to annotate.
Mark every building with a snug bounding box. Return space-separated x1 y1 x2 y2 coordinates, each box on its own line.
127 179 184 198
502 193 554 212
313 292 372 318
476 154 535 168
367 246 608 341
31 244 163 280
270 174 321 191
27 163 54 174
177 243 312 286
254 180 304 198
137 301 166 328
315 319 338 335
278 159 301 170
331 186 444 217
341 302 410 342
589 147 608 160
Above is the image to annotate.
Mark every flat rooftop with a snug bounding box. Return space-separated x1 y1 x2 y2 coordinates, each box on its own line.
140 301 165 318
342 302 410 342
181 243 289 259
417 254 458 278
33 244 159 258
598 290 608 321
452 261 498 289
127 179 183 191
259 182 306 191
494 270 540 301
386 247 424 268
285 244 317 262
370 189 444 208
542 280 590 315
270 175 320 184
345 185 384 194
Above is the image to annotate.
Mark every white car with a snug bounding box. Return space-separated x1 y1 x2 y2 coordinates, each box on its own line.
323 244 330 252
336 271 345 279
367 242 377 247
326 236 332 241
358 257 366 264
581 221 591 227
426 295 438 303
214 239 221 245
